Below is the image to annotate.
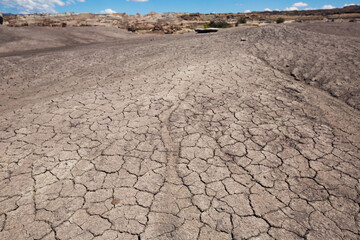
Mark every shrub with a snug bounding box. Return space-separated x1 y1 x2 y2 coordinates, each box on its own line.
206 20 232 28
238 18 247 24
235 18 247 26
276 18 285 24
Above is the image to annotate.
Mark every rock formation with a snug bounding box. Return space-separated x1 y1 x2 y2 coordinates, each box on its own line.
1 6 360 33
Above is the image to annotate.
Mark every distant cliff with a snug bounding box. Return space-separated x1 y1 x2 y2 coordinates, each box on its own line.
2 5 360 33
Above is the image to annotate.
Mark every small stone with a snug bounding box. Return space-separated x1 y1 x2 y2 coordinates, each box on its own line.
111 198 120 205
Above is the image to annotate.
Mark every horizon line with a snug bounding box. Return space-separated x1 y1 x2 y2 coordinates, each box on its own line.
1 5 358 16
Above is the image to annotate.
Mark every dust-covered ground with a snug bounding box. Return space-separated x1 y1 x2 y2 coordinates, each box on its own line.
0 23 359 240
242 22 360 109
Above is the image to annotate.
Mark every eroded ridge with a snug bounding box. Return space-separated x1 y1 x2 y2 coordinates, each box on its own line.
0 26 359 240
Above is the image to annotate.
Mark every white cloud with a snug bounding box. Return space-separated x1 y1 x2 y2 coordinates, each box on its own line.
284 2 307 11
244 9 251 13
285 6 298 11
293 2 308 8
344 3 355 7
101 8 117 14
322 4 336 9
0 0 85 13
264 8 272 11
126 0 149 2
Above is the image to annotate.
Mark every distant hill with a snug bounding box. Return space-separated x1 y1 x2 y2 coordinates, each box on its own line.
2 5 359 33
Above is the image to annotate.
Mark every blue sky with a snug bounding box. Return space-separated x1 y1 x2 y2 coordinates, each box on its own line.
0 0 359 15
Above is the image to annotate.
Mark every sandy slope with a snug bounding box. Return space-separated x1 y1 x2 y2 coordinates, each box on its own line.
239 22 360 109
0 26 137 55
0 24 359 240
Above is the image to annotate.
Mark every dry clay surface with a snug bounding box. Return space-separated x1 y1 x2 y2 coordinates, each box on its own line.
0 24 359 240
0 26 138 55
242 22 360 109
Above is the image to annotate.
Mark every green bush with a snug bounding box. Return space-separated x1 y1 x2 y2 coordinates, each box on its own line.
238 18 247 24
206 20 232 28
235 18 247 26
276 18 285 24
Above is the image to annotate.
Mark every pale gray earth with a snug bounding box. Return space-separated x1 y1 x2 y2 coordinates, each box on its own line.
0 23 359 240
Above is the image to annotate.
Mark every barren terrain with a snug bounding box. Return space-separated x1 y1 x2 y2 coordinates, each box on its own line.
2 5 360 31
0 23 359 240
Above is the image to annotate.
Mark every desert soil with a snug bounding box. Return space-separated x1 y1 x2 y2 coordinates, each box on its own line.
0 23 359 240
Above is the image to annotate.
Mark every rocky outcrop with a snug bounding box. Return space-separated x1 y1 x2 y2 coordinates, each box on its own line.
2 5 360 33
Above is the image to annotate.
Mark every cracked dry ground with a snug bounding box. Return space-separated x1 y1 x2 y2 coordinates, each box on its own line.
0 25 359 240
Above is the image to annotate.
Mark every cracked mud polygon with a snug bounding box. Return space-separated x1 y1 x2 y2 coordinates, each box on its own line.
0 23 359 240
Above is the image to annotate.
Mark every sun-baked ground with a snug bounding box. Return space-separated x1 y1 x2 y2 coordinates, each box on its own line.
0 23 359 240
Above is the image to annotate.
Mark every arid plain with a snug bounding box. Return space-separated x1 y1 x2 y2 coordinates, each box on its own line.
0 22 359 239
